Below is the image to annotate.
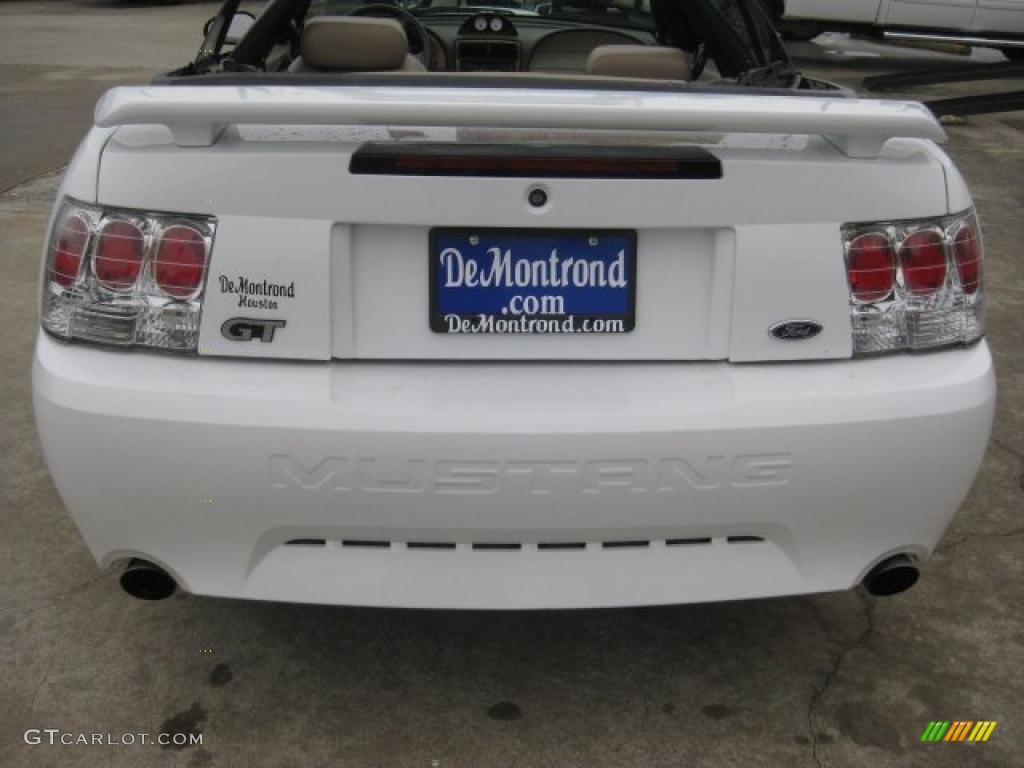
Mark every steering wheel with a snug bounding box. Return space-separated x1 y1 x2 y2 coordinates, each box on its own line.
345 4 432 69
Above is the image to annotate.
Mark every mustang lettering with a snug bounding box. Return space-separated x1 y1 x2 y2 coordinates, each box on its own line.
269 455 795 494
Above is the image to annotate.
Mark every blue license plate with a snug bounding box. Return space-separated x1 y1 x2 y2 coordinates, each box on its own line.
430 229 636 334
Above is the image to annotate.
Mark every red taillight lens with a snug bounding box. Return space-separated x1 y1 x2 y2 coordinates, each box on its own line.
43 198 215 352
900 229 947 295
94 220 145 292
843 210 983 355
953 223 981 294
846 232 896 303
52 214 90 288
154 225 207 299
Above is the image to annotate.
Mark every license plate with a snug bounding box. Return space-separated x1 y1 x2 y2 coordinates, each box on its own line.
430 228 636 334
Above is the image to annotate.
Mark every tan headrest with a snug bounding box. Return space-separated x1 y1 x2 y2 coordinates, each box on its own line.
586 45 691 81
300 17 410 72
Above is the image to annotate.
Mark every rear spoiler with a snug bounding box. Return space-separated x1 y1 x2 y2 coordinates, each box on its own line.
94 85 946 159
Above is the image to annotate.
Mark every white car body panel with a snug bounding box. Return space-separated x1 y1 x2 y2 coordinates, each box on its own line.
96 120 949 363
33 334 994 609
887 0 978 30
784 0 885 24
784 0 1024 36
33 83 996 608
974 0 1024 33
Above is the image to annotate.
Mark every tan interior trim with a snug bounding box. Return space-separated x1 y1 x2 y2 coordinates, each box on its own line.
587 45 691 81
300 17 410 72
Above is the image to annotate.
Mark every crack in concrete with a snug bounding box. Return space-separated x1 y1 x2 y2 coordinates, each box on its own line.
806 593 876 768
0 570 109 619
0 165 65 198
26 654 56 715
990 437 1024 492
935 437 1024 554
991 437 1024 466
938 525 1024 555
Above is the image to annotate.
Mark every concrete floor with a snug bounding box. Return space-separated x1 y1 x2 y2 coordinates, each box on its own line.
1 3 1022 767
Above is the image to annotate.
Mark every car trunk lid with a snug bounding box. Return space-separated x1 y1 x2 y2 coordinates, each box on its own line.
93 84 950 362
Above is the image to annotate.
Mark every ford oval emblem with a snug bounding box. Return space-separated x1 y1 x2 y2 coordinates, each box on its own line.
770 321 823 341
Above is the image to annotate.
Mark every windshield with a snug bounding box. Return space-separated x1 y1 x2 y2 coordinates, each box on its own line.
226 0 790 80
308 0 657 31
306 0 787 59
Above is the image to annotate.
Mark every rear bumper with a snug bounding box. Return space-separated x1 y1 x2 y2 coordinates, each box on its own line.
32 334 995 609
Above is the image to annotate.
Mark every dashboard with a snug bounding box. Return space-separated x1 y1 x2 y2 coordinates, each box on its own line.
455 13 521 71
422 14 654 74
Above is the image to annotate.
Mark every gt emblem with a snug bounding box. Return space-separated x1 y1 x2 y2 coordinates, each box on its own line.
769 321 823 341
221 318 287 342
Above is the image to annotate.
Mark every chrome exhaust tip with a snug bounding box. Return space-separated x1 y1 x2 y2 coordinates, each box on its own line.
120 558 176 601
863 554 920 597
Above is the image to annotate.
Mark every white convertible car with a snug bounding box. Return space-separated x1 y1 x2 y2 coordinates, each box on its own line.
32 0 995 609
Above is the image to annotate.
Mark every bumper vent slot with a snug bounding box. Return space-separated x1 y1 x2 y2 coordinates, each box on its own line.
667 537 713 546
342 539 391 548
602 540 650 549
285 535 766 552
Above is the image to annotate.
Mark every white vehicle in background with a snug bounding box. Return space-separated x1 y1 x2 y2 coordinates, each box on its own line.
767 0 1024 57
32 0 995 610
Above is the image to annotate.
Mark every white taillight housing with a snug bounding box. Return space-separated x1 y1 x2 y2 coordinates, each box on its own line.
42 198 216 353
842 210 984 355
